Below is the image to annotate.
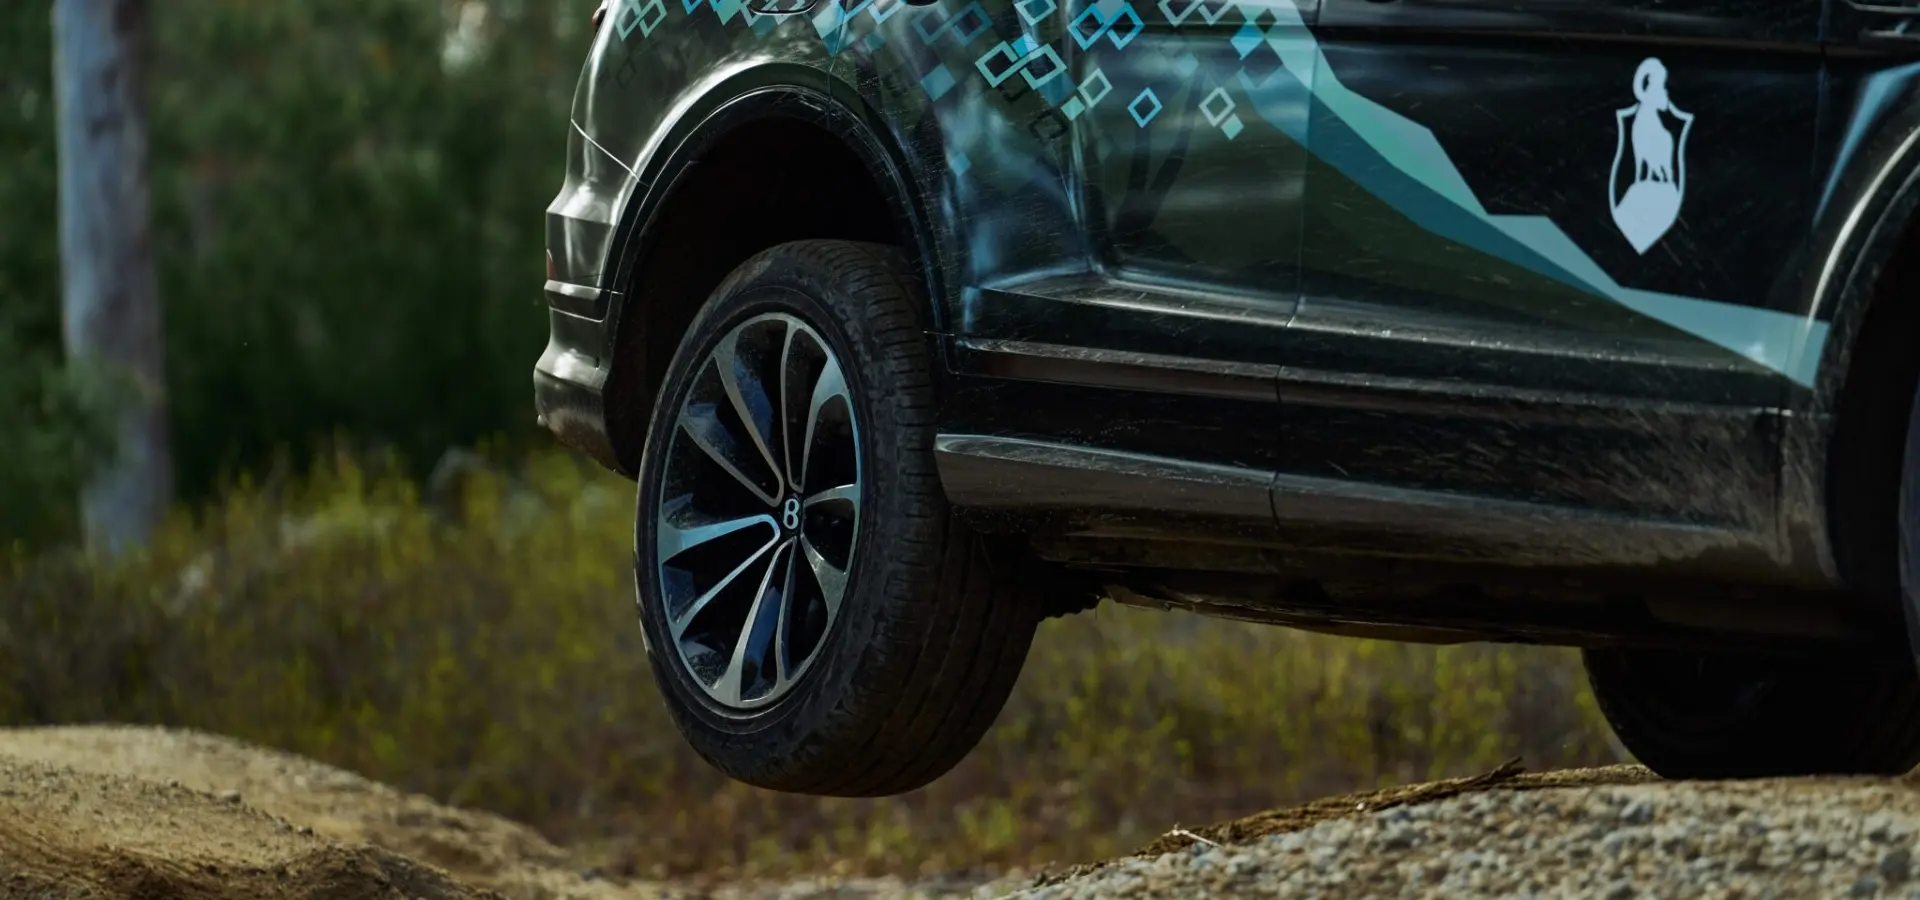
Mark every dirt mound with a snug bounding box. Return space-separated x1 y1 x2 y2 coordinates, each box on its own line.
0 726 658 900
0 726 1004 900
0 752 490 900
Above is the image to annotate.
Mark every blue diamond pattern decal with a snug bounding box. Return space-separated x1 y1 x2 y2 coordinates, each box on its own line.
1200 86 1235 127
922 64 957 99
1017 0 1056 25
1231 21 1262 57
1128 87 1162 126
1079 68 1113 106
1069 2 1143 49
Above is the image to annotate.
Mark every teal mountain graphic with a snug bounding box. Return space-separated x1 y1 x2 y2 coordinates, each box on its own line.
1246 11 1825 387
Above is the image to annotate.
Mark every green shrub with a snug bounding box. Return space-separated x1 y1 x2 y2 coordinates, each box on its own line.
0 449 1615 878
0 326 117 549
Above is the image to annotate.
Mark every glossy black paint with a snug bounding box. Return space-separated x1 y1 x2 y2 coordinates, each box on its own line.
538 0 1920 656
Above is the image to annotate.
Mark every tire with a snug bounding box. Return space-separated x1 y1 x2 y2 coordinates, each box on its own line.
1582 647 1920 778
632 239 1038 797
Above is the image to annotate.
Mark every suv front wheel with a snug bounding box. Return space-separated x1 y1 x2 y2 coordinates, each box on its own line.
633 239 1039 796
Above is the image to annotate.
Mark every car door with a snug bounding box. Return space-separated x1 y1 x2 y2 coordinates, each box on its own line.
830 0 1313 346
1252 1 1831 539
829 0 1317 482
1289 0 1828 409
1066 0 1317 301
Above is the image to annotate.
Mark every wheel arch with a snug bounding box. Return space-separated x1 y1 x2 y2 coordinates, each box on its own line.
1795 97 1920 599
596 72 946 476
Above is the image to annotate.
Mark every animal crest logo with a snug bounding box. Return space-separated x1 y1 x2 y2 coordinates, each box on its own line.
1609 58 1694 254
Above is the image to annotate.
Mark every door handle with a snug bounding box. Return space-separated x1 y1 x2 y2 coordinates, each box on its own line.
744 0 817 14
1865 22 1920 43
1845 0 1920 14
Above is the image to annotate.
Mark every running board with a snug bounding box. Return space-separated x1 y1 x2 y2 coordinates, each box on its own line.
933 434 1782 577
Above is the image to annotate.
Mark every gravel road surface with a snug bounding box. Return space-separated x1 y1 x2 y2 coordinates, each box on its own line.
1022 773 1920 899
7 726 1920 898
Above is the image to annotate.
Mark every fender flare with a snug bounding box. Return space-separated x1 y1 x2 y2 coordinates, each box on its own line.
593 67 948 473
1786 90 1920 588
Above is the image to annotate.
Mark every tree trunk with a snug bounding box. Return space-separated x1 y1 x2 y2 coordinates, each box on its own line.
53 0 171 556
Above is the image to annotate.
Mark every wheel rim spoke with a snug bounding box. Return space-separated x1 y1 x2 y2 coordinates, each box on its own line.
777 323 800 489
773 544 798 686
711 540 790 706
677 411 780 508
800 353 849 493
803 482 858 509
713 330 786 498
801 535 849 622
656 512 776 562
670 531 782 642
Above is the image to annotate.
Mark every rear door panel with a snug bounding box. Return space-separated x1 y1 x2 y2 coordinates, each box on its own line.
1253 0 1826 543
1294 0 1827 407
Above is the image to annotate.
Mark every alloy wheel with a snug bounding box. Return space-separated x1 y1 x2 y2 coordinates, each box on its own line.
652 311 862 711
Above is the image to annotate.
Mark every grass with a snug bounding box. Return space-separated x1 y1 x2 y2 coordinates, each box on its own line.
0 448 1617 879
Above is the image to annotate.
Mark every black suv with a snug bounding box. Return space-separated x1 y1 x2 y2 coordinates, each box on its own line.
538 0 1920 794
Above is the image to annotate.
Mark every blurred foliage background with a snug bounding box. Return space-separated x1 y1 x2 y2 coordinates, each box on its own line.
2 0 582 548
0 454 1615 877
0 0 1615 881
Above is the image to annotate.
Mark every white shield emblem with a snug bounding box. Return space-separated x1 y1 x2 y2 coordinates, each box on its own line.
1609 58 1694 255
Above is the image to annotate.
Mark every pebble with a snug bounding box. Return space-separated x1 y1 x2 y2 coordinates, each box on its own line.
1620 798 1655 825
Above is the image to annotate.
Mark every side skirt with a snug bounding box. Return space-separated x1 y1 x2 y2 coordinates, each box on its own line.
934 434 1898 655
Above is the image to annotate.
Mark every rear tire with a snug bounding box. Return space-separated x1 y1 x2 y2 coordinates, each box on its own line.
1585 354 1920 780
633 239 1038 797
1583 648 1920 778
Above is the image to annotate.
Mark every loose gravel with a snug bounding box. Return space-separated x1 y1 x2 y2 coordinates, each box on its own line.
1016 777 1920 899
15 727 1920 899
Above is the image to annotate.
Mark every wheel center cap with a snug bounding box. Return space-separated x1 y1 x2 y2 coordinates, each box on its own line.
781 496 802 532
